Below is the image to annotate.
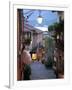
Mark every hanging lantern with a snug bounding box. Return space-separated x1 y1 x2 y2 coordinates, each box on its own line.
37 10 43 24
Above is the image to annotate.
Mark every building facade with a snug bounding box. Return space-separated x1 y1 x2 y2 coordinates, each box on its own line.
17 9 24 80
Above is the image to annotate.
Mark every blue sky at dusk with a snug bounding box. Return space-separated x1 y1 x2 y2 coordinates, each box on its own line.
23 9 59 31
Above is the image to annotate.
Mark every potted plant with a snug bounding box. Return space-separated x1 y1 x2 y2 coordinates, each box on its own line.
24 38 31 45
45 56 53 68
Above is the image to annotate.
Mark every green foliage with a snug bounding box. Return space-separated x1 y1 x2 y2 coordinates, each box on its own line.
48 25 54 32
41 58 45 64
30 46 37 53
48 22 64 33
24 38 31 45
44 37 54 50
53 22 62 32
23 64 31 80
45 56 53 68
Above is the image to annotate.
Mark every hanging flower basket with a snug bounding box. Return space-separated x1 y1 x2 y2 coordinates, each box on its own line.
24 38 31 45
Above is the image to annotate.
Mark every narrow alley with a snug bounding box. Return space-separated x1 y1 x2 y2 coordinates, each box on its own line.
30 61 56 80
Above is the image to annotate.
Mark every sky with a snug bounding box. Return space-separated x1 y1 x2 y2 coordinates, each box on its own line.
23 9 59 31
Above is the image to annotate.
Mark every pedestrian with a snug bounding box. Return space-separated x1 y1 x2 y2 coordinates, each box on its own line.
21 44 32 80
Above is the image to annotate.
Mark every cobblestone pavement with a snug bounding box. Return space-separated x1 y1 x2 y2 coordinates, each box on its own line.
30 61 56 80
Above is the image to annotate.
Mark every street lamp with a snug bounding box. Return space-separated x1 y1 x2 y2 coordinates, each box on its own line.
37 10 43 24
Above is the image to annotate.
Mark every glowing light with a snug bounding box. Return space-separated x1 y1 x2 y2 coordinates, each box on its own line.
32 53 37 60
37 16 43 24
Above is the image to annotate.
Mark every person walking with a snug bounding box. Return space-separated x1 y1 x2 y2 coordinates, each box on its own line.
21 44 32 80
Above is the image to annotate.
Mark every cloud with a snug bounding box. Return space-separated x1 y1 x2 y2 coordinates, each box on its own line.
35 26 48 31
